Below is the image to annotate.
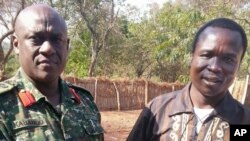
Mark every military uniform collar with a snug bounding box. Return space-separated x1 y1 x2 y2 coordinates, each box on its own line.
60 80 81 104
14 68 46 102
14 68 80 107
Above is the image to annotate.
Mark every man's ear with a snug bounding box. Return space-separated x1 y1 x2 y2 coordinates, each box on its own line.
12 33 19 54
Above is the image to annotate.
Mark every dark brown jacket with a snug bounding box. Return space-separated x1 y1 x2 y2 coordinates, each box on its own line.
127 83 250 141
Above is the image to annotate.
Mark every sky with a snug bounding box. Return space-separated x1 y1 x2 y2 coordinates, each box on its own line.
120 0 168 21
125 0 167 6
124 0 168 10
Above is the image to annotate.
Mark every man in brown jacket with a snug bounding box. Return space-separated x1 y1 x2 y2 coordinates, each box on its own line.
127 18 250 141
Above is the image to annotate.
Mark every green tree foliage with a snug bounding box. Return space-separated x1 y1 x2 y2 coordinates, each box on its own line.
94 15 130 78
110 1 250 83
71 0 119 77
2 0 250 83
80 0 250 83
65 22 91 78
148 3 205 82
5 53 19 78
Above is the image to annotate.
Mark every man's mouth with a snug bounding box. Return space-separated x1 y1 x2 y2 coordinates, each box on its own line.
38 59 57 65
203 77 222 85
37 59 58 69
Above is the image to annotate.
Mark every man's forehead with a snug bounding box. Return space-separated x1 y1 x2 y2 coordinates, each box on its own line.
16 5 65 26
20 4 55 15
15 6 67 35
18 8 56 24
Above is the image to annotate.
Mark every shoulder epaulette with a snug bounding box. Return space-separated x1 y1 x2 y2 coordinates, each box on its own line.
18 89 36 107
67 82 94 101
0 82 15 94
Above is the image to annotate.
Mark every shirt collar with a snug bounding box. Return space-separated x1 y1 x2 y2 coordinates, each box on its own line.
14 68 45 102
13 68 77 104
168 82 194 116
168 82 244 123
212 92 244 124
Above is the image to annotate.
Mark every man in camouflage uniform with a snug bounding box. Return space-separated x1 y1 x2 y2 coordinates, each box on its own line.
0 4 104 140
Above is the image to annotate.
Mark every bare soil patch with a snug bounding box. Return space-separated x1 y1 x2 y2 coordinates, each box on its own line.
101 110 141 141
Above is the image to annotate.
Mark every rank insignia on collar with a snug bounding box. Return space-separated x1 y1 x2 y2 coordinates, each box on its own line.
69 88 81 103
18 89 36 107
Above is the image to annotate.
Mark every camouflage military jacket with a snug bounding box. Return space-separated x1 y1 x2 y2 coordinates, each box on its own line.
0 69 104 141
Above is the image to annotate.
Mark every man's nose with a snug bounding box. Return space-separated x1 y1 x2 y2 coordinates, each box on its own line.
39 41 55 55
207 57 222 72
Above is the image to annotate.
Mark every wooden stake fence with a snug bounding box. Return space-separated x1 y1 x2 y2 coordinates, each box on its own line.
64 76 250 111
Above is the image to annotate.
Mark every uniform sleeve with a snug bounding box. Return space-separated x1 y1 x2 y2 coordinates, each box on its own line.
0 98 11 140
0 92 15 141
0 82 15 140
127 107 156 141
0 117 13 141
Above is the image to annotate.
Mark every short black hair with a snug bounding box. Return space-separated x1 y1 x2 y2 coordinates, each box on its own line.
192 18 248 59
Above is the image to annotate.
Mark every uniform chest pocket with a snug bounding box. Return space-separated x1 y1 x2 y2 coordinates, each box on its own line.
62 112 104 140
82 114 104 135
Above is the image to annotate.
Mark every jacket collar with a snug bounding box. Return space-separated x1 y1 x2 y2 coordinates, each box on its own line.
168 82 193 116
13 68 79 107
168 82 244 124
213 92 245 124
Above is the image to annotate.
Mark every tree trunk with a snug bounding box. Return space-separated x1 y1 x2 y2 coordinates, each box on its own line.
0 45 4 65
0 44 5 80
88 42 98 77
0 30 14 80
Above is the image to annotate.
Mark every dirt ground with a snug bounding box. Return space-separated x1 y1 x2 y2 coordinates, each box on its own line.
101 110 141 141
